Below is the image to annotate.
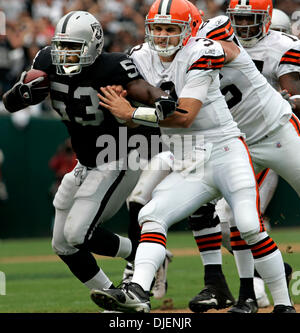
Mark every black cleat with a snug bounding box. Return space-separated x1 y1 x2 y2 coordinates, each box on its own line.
189 284 235 313
228 298 258 313
272 305 296 313
91 282 151 313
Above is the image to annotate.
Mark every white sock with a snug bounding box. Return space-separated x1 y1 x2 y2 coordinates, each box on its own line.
200 250 222 265
233 249 254 278
132 242 166 291
84 269 112 290
254 250 291 306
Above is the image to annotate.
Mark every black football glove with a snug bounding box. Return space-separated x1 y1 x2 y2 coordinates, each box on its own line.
16 71 49 104
155 96 188 120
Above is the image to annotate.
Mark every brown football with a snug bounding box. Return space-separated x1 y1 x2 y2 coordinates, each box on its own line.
24 69 50 88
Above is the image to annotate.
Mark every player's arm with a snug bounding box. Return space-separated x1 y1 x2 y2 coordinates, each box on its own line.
98 71 211 129
3 71 49 113
3 47 50 113
217 40 240 63
279 72 300 117
277 43 300 117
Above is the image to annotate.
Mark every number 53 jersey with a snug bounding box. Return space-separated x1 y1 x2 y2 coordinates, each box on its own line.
32 46 142 167
197 16 293 146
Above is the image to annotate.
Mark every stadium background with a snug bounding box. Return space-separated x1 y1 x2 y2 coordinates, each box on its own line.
0 0 299 314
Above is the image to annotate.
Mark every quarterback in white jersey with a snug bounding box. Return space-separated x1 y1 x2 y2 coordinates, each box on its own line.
91 0 293 314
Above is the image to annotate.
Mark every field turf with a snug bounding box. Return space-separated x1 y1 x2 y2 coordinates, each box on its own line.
0 228 299 313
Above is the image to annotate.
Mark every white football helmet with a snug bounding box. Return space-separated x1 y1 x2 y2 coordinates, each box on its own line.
270 8 291 34
51 11 104 75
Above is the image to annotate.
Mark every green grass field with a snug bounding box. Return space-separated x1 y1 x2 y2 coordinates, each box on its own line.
0 228 299 313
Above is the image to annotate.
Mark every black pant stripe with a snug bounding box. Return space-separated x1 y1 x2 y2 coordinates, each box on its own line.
84 170 127 243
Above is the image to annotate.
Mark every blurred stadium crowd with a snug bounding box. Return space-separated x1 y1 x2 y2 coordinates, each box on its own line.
0 0 299 121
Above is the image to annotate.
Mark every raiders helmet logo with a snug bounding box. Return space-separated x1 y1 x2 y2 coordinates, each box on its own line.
91 22 103 41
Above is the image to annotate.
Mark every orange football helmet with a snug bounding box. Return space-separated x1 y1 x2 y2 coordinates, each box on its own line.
185 1 203 37
227 0 273 47
145 0 193 57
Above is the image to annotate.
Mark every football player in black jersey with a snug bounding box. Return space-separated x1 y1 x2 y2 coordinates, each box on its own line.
3 11 176 306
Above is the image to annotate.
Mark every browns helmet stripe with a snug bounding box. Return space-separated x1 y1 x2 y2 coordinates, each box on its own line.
61 11 76 33
158 0 173 15
238 0 250 5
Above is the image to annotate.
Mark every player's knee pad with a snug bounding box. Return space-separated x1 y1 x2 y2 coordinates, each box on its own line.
53 172 77 210
231 194 260 233
51 232 78 256
64 199 100 247
188 203 220 231
240 228 265 246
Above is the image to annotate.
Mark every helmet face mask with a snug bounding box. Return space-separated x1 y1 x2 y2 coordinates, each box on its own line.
145 19 191 57
227 0 273 47
145 0 193 58
51 11 104 75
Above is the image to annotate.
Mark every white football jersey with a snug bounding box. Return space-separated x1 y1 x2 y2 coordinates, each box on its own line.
244 30 300 90
129 38 241 149
197 16 293 145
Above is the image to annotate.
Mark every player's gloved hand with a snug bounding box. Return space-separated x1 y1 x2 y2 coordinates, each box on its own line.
15 71 49 104
280 89 296 109
155 96 188 120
